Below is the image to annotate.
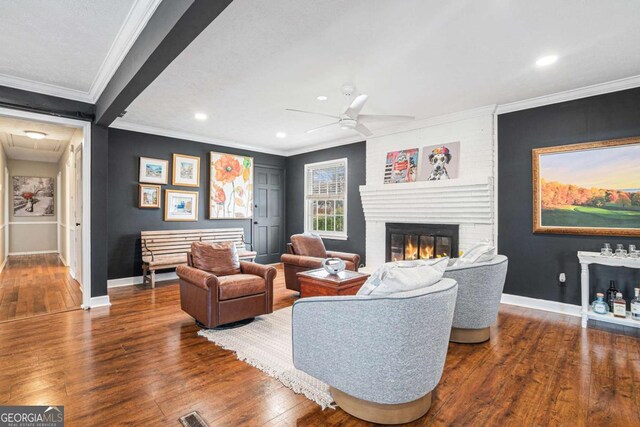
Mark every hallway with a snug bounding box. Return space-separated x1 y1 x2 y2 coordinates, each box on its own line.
0 254 82 322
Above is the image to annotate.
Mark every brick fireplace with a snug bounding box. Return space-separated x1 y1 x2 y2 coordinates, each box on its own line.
385 223 459 262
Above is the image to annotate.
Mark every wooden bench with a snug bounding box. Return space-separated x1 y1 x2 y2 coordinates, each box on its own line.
141 228 257 288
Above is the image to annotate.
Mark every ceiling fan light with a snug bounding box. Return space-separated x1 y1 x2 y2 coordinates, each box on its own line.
25 131 47 140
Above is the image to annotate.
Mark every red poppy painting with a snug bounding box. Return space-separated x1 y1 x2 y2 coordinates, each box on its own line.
209 152 253 219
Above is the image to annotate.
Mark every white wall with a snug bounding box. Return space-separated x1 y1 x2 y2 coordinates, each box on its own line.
8 159 59 254
0 145 7 267
361 110 497 268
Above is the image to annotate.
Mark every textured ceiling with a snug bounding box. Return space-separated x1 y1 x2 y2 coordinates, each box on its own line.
0 0 136 93
0 117 75 163
117 0 640 154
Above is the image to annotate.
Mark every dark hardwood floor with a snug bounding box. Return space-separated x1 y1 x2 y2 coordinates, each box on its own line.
0 263 639 426
0 254 82 322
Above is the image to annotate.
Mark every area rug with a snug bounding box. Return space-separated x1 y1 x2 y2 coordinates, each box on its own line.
197 307 335 409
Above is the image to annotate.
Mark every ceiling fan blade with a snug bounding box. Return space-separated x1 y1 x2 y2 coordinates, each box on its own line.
305 122 340 134
343 94 369 118
358 114 415 123
285 109 340 120
354 123 373 137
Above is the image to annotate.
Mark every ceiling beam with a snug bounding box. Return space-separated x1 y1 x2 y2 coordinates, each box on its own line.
95 0 234 126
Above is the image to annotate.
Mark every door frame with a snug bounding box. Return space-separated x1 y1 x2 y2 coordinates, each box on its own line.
253 163 286 262
0 106 92 309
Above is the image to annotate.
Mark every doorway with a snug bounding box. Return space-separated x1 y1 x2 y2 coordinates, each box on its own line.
253 165 285 264
0 107 92 317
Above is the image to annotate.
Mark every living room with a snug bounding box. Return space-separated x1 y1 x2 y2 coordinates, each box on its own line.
1 1 640 425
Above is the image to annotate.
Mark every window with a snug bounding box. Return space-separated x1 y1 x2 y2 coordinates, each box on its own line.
304 158 347 239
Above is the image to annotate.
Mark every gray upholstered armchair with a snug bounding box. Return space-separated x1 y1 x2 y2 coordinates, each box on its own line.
443 255 508 343
292 278 458 425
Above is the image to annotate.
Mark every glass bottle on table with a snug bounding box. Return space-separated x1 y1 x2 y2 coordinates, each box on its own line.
606 280 619 311
592 293 609 315
613 292 627 318
631 288 640 321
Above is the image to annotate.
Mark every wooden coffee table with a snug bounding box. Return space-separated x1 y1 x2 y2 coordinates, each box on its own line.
297 269 370 298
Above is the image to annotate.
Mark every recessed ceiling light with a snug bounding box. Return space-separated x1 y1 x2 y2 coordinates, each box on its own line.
536 55 558 67
317 95 328 101
194 112 207 121
276 132 287 138
24 131 47 140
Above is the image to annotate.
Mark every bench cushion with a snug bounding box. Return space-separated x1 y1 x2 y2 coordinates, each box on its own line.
218 274 265 300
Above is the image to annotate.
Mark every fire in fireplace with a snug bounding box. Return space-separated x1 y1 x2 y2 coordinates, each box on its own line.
385 223 459 262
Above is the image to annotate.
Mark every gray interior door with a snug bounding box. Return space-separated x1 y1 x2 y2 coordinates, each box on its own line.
253 166 285 264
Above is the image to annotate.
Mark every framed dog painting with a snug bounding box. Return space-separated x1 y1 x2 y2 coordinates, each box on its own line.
533 137 640 236
418 141 460 181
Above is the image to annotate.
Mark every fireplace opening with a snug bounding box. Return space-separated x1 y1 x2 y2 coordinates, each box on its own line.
386 223 459 262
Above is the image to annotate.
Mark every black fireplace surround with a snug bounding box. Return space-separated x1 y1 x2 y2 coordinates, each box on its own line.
385 223 459 262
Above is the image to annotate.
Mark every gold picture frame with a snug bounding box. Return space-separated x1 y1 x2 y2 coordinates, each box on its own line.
532 136 640 236
164 189 199 221
172 153 200 187
138 184 161 208
139 157 168 184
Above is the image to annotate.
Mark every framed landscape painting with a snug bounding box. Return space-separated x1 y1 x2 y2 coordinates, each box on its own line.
139 157 168 184
139 184 161 208
209 152 253 219
172 153 200 187
165 190 198 221
533 137 640 236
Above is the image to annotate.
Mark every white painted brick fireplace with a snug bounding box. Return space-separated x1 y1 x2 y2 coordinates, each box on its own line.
359 107 498 269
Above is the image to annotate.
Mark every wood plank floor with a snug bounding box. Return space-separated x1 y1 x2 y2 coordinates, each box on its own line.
0 254 82 323
0 264 639 426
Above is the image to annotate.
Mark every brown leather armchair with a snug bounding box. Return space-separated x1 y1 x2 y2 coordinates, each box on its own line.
281 233 360 292
177 242 277 328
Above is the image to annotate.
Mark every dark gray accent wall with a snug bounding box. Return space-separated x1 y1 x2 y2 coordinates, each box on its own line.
498 87 640 305
107 128 286 280
285 141 366 264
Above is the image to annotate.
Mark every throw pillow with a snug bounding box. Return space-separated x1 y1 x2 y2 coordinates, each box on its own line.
290 232 327 258
357 257 449 296
190 241 241 276
453 241 496 266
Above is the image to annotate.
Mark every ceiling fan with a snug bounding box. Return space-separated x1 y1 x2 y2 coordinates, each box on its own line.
286 85 414 137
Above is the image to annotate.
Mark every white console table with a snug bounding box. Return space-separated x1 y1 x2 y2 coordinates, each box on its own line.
578 251 640 328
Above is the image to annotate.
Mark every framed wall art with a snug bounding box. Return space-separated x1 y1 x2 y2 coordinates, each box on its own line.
533 137 640 236
418 141 460 181
139 157 168 184
13 176 55 216
209 152 253 219
172 153 200 187
383 148 418 184
165 189 198 221
139 184 161 208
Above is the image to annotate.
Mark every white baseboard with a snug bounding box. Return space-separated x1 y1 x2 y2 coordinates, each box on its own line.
9 250 59 256
89 295 111 308
0 258 6 274
107 271 178 288
59 254 68 266
501 293 581 317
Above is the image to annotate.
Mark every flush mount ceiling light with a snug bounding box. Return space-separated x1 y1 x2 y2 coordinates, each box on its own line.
276 132 287 138
194 112 208 121
536 55 558 67
316 95 328 101
24 130 47 140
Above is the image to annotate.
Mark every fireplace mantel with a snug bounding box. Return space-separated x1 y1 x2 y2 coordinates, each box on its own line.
359 176 493 224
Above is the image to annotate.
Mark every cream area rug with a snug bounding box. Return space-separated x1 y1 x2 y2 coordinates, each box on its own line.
198 306 335 409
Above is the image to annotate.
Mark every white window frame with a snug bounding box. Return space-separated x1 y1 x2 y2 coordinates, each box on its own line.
303 158 348 240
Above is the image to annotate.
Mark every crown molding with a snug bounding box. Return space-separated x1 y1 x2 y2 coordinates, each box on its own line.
0 0 160 104
87 0 162 102
0 73 93 103
496 74 640 114
110 119 289 156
